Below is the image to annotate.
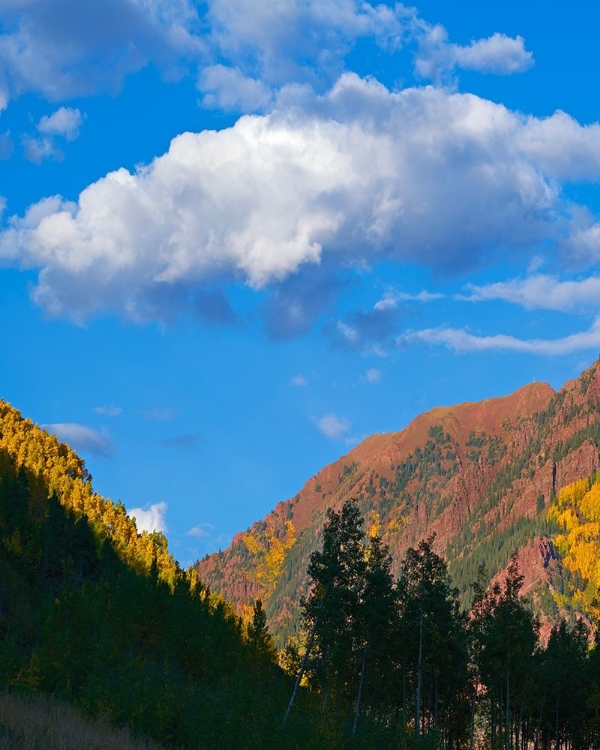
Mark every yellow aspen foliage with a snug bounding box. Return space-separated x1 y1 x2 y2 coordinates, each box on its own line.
581 482 600 521
0 400 181 590
239 603 254 624
241 520 296 597
549 473 600 617
367 511 381 539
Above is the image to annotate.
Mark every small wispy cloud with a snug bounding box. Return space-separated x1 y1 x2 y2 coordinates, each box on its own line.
157 434 200 450
326 303 401 353
143 407 177 422
38 107 83 140
24 107 84 165
92 404 122 417
416 28 533 81
186 522 216 539
0 132 13 160
400 316 600 356
462 274 600 312
42 422 116 458
292 374 307 387
318 413 351 440
362 368 381 384
129 502 168 534
375 291 445 309
23 135 62 164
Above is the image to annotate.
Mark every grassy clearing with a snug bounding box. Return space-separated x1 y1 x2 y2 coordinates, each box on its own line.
0 692 172 750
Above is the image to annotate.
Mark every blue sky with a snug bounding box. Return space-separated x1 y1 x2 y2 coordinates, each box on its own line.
1 0 600 566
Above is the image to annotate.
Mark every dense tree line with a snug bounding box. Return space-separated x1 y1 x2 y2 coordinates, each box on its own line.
283 499 600 749
0 426 391 748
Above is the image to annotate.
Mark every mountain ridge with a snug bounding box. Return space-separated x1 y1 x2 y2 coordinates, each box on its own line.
196 363 600 645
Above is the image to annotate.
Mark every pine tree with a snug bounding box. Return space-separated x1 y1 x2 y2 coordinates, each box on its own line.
283 499 365 725
247 599 277 666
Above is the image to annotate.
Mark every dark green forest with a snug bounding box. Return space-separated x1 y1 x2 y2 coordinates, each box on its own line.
0 411 374 749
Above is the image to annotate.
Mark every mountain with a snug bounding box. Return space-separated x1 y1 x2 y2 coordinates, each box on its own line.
196 360 600 645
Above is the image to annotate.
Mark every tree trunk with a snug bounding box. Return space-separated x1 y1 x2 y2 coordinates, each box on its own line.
506 666 511 750
469 673 479 750
283 586 328 726
352 645 368 737
402 666 407 727
554 691 560 750
415 601 424 738
434 675 439 733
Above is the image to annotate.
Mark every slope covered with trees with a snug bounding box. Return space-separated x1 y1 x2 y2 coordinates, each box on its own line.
197 360 600 644
0 400 375 749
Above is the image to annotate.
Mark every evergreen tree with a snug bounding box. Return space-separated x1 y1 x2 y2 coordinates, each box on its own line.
352 532 399 736
472 556 538 750
397 534 469 743
248 599 277 666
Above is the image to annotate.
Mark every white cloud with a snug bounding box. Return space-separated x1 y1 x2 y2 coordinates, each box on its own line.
0 0 203 105
157 434 200 449
143 407 176 421
186 522 215 538
415 24 533 82
38 107 83 140
318 413 351 439
199 65 273 112
292 374 307 387
205 0 406 91
400 316 600 356
0 132 13 160
203 0 529 104
92 404 123 416
4 75 600 322
22 135 62 164
375 290 445 308
363 367 381 383
42 422 116 458
561 212 600 266
129 502 168 533
517 111 600 182
452 33 533 75
464 275 600 312
0 0 533 117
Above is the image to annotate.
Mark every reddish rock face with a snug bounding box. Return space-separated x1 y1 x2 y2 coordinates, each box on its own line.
196 362 600 644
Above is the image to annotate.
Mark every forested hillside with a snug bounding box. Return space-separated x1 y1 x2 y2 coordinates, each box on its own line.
197 360 600 644
0 401 369 749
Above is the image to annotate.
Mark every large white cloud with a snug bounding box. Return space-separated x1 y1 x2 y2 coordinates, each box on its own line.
3 74 600 321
